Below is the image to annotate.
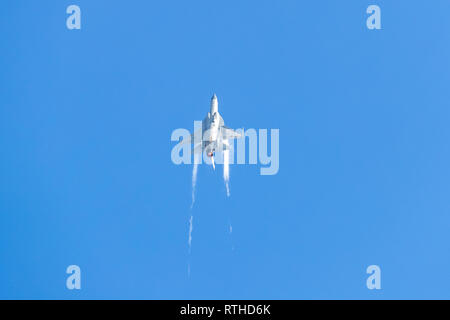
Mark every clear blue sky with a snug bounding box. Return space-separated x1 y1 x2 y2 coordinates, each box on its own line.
1 0 450 299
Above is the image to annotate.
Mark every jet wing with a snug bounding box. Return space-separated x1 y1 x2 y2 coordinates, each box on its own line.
179 137 205 154
192 142 203 154
221 126 242 139
179 115 209 146
179 130 198 146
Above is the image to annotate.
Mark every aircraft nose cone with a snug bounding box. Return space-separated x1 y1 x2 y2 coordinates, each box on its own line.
212 93 217 100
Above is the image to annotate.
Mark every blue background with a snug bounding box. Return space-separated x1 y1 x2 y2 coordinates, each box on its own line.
1 0 450 299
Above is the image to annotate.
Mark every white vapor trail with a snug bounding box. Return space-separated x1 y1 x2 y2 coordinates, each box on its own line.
187 213 194 278
223 149 230 197
188 152 199 277
188 214 193 253
187 144 233 277
191 152 200 208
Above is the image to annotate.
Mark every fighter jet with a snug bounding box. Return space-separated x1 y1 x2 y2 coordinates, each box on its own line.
182 94 241 169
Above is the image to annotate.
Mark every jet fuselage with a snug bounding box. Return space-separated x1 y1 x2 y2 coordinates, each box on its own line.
204 94 220 157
